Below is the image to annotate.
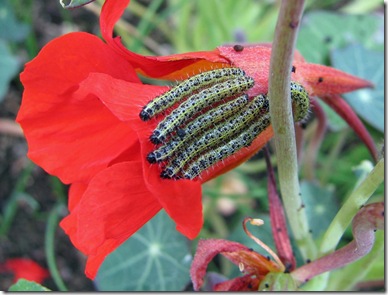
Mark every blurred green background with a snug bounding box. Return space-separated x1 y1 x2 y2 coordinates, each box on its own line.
0 0 384 291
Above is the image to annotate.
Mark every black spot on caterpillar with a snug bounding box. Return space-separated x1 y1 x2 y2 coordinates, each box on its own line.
146 94 250 164
139 67 246 121
150 75 255 144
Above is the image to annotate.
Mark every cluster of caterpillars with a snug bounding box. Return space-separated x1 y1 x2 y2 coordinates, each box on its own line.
139 68 310 180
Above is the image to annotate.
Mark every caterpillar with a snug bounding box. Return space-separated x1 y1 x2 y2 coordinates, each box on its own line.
158 81 310 180
290 82 310 121
146 94 250 163
183 114 272 179
181 81 310 180
160 94 270 178
139 67 246 121
150 75 255 144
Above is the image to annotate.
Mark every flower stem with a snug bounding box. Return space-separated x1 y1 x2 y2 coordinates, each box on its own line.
267 0 317 260
319 158 384 255
45 203 68 291
291 202 384 285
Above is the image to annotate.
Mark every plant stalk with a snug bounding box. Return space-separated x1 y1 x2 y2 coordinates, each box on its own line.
268 0 317 260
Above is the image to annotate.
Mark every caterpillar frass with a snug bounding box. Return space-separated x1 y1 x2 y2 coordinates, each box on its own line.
139 67 246 121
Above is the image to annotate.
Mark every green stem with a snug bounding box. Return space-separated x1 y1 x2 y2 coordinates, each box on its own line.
268 0 317 260
319 158 384 255
45 203 68 291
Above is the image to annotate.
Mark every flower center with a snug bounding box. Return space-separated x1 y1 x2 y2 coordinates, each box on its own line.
139 68 310 180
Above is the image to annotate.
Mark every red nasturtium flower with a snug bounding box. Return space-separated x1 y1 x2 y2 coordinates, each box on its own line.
0 258 49 284
190 239 283 291
17 0 373 279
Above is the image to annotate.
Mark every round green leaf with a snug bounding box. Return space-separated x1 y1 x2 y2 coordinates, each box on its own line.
297 11 383 64
95 210 192 291
331 44 384 133
8 279 51 291
300 181 338 239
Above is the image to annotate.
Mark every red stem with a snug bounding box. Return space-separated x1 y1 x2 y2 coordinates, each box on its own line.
264 147 296 271
291 202 384 284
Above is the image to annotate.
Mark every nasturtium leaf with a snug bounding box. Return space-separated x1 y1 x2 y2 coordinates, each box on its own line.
0 41 19 102
59 0 96 9
331 44 384 133
0 0 30 42
8 279 50 291
297 11 383 64
95 210 192 291
300 181 338 239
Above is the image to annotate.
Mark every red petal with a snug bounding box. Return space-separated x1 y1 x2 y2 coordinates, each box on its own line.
213 275 260 291
191 238 280 290
17 32 140 184
78 73 204 239
142 157 203 239
60 161 162 279
321 94 378 161
68 182 88 211
1 258 49 283
100 0 129 43
190 239 250 291
75 72 168 123
100 1 228 78
222 250 281 275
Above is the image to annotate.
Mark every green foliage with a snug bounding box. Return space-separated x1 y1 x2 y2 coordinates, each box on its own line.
331 45 384 133
8 279 51 291
259 272 298 291
2 0 384 291
300 181 338 239
169 0 279 52
297 11 383 64
297 11 384 132
95 210 192 291
60 0 96 9
0 0 30 41
0 41 19 102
